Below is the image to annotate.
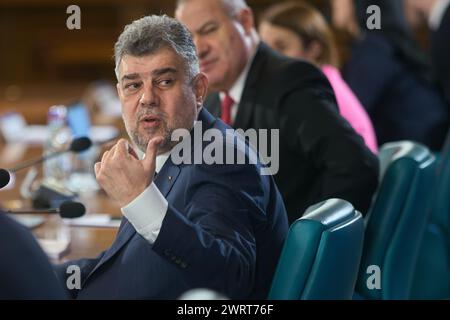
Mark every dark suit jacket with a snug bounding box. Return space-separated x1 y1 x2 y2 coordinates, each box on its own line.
55 108 288 299
344 33 449 150
430 4 450 105
206 43 379 223
0 213 67 299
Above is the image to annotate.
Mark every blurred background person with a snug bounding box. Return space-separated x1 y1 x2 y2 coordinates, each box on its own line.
403 0 450 105
333 0 449 151
259 1 378 154
176 0 379 223
330 0 359 36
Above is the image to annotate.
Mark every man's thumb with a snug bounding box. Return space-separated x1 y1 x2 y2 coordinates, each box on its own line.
142 136 164 172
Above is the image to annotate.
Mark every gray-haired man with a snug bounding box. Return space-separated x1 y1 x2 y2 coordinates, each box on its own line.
176 0 379 223
54 15 288 299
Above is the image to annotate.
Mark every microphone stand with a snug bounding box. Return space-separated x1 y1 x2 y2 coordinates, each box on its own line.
10 149 70 173
5 208 59 214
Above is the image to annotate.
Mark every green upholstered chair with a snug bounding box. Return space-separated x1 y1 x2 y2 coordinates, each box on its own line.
269 199 364 300
356 141 436 299
411 131 450 299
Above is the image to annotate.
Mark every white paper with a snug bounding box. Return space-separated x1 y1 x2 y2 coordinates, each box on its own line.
63 214 120 228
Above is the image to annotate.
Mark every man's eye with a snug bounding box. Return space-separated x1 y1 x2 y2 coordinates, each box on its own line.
124 82 141 91
201 25 218 35
158 79 174 87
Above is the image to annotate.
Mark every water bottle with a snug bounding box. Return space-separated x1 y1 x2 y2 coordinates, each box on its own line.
67 139 100 193
43 105 72 188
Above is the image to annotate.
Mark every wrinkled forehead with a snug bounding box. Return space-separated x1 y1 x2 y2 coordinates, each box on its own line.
176 0 232 31
118 48 185 80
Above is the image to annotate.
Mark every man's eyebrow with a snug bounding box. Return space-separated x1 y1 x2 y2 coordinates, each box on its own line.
197 21 217 33
121 73 140 82
121 68 177 82
151 67 178 77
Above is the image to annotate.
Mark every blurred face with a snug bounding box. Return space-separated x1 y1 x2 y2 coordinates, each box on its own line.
259 21 321 63
259 21 305 59
117 48 208 154
176 0 252 92
403 0 427 30
330 0 360 37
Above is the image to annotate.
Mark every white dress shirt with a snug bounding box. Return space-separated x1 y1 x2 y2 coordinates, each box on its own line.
219 44 259 124
429 0 450 30
121 151 170 244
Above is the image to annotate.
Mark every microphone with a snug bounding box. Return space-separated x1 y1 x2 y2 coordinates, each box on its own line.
4 201 86 219
0 136 92 189
0 168 10 189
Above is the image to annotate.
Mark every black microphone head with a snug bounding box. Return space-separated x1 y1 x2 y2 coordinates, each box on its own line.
59 201 86 218
70 137 92 153
0 169 11 189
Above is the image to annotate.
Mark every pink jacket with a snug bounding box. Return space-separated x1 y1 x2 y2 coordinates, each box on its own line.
322 65 378 153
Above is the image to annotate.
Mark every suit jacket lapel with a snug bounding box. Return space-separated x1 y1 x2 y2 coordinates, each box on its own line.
233 43 269 130
205 93 221 118
83 217 135 285
153 159 181 198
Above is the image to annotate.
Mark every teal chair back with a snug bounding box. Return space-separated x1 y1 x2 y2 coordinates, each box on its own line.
356 141 436 299
411 131 450 299
269 199 364 300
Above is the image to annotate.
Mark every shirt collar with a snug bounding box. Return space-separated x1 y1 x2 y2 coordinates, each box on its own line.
155 151 170 173
429 0 450 30
220 41 259 104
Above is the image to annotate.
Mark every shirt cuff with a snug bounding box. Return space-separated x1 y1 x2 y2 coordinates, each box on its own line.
121 182 168 244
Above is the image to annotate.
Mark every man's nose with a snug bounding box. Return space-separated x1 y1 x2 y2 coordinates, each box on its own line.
139 84 159 107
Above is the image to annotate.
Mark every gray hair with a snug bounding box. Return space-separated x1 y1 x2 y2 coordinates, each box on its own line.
176 0 248 18
114 15 199 81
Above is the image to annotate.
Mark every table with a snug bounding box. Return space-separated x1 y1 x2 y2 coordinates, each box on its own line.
0 143 119 261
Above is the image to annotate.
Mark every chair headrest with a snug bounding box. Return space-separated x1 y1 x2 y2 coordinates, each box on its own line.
300 198 358 230
379 141 432 179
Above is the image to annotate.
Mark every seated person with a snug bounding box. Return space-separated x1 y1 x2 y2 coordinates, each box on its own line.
0 212 67 299
404 0 450 105
259 1 378 153
176 0 379 223
53 15 289 299
338 0 449 150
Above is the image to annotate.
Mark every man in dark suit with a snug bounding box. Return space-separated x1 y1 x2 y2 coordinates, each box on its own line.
54 15 288 299
176 0 379 223
433 10 450 105
404 0 450 104
0 213 67 299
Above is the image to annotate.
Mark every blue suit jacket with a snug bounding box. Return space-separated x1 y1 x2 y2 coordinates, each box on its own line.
430 4 450 105
0 213 67 299
56 108 289 299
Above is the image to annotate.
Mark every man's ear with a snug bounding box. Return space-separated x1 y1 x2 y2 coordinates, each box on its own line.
193 73 209 107
237 7 255 36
